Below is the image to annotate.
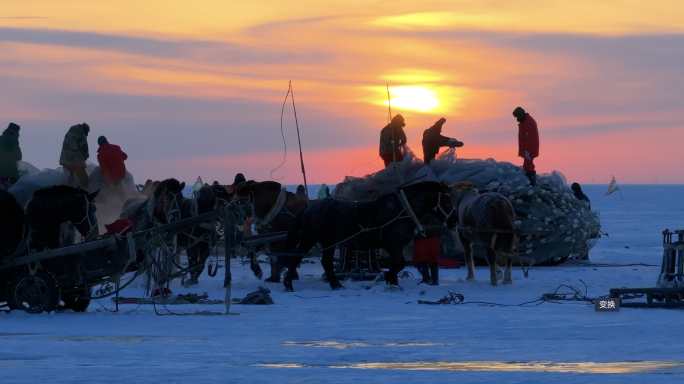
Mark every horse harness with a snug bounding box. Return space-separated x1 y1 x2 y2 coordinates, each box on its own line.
253 189 295 230
73 193 99 241
324 189 453 252
164 192 182 223
181 193 232 248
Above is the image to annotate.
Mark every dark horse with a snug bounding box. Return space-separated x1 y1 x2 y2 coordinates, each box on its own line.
450 182 517 286
0 189 29 263
282 181 458 291
120 179 185 231
177 185 232 285
25 186 100 252
235 181 310 282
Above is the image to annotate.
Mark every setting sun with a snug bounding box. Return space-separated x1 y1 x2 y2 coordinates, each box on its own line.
383 86 441 112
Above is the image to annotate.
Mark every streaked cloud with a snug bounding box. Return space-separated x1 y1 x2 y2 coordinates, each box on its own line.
0 1 682 184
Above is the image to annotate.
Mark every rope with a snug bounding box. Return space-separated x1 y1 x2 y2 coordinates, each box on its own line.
271 83 291 180
350 156 381 174
417 280 596 307
318 208 411 253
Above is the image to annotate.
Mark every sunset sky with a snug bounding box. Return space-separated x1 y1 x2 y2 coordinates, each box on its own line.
1 1 683 185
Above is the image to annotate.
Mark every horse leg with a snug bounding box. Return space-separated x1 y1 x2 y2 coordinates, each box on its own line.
503 257 513 285
264 254 282 283
460 235 475 280
485 245 498 286
186 248 200 285
385 247 405 286
321 247 343 290
248 250 263 280
283 256 304 292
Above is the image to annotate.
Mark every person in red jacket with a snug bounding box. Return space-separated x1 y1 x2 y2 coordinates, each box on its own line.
513 107 539 186
96 136 128 201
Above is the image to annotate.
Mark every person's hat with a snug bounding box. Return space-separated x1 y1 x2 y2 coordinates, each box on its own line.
97 136 107 145
512 107 526 118
391 114 406 127
571 182 581 192
6 122 20 134
234 173 246 184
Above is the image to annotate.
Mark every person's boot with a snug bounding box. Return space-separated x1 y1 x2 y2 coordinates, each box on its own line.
526 171 537 186
429 264 439 286
416 263 431 284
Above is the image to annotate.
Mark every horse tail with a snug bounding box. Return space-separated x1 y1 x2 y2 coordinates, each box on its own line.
491 197 517 253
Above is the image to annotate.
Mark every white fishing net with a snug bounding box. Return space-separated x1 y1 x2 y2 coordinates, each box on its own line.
333 146 601 262
333 146 437 201
9 161 141 233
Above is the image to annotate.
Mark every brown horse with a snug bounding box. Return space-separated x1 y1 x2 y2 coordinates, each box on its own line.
235 181 310 282
450 181 517 286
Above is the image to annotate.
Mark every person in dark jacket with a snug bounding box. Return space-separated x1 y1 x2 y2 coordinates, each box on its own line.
379 114 407 167
0 123 22 189
571 182 592 260
227 173 252 237
59 123 91 189
421 117 464 164
96 136 128 201
227 173 247 194
295 184 309 202
513 107 539 186
571 183 591 209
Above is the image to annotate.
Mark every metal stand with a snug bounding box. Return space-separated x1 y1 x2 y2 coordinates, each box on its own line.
610 230 684 308
333 246 384 282
224 206 239 315
658 230 684 288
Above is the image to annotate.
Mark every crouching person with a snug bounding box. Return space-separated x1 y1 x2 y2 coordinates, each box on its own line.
413 212 450 285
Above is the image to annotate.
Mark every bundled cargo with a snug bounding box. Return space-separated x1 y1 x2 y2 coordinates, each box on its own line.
334 146 600 264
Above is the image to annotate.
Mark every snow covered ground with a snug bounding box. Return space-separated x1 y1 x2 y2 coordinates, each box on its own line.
2 185 684 383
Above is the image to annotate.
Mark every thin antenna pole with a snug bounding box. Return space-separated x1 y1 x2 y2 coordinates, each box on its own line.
618 188 629 213
387 85 392 124
387 84 398 183
290 81 309 197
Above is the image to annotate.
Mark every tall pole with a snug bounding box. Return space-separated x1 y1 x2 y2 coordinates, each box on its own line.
290 81 309 197
387 84 398 183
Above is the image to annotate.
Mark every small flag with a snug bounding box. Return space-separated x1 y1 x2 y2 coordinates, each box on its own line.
605 176 619 196
604 175 628 212
187 176 203 197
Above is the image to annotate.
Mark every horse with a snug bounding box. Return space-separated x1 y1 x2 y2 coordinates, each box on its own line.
0 189 29 263
282 181 458 292
120 178 185 232
177 185 232 285
450 181 517 286
235 181 310 282
25 186 100 252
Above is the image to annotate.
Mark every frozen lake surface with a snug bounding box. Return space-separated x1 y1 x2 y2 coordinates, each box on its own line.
2 185 684 383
